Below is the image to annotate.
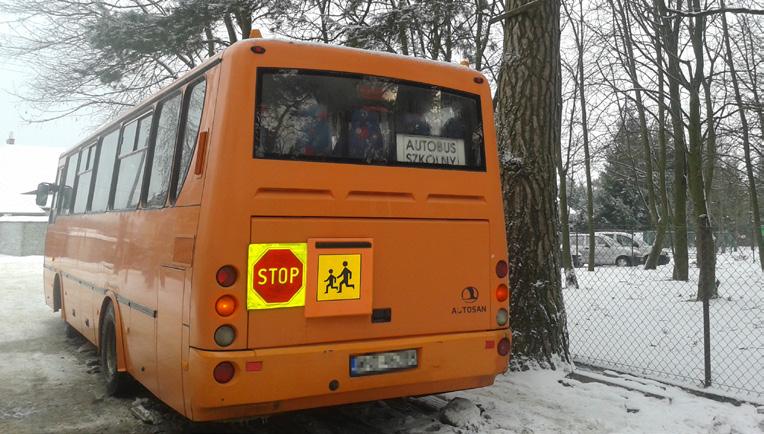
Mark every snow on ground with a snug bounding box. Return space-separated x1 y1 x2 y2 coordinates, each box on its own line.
456 367 763 434
0 255 152 434
565 250 764 404
1 254 762 433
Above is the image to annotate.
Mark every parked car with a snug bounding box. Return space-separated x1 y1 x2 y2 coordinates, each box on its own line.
568 233 643 267
596 231 670 266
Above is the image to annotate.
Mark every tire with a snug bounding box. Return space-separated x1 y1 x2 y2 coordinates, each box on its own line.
65 322 79 338
615 256 631 267
100 304 130 396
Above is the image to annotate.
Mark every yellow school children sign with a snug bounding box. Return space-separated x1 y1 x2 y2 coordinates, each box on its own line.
316 254 362 301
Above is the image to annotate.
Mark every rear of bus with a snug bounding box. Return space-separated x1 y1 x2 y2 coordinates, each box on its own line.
184 39 509 421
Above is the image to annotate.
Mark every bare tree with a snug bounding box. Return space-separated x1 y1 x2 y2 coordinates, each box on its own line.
659 0 691 281
562 0 597 273
720 0 764 269
0 0 278 120
685 0 716 300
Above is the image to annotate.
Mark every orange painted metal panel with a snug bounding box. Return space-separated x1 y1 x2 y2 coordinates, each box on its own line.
304 238 374 318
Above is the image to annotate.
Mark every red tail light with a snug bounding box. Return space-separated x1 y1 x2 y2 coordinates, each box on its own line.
216 265 237 287
497 337 510 356
496 260 508 278
213 362 235 383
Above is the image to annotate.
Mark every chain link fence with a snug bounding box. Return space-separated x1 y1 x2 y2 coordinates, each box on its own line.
562 227 764 404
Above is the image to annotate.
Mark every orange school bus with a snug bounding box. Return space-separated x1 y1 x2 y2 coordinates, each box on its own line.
40 37 510 421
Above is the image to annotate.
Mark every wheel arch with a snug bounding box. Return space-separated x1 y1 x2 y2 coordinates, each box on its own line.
98 292 128 372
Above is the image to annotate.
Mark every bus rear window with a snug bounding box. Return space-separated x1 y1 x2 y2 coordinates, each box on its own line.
254 69 485 170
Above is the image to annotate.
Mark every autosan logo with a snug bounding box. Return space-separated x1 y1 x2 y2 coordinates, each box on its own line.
461 286 479 303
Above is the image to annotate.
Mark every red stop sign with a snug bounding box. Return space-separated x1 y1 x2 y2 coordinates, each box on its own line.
252 249 304 303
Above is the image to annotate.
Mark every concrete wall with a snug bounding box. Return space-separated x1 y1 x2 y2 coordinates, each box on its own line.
0 222 47 256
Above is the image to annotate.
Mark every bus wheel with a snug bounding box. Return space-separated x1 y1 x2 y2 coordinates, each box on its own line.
100 304 129 396
64 322 79 339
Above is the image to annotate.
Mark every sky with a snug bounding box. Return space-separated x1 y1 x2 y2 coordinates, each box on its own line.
0 20 91 150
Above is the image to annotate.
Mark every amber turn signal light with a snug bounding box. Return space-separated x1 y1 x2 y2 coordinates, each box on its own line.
215 295 236 317
496 284 509 302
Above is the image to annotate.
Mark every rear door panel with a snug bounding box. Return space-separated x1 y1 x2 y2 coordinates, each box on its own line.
247 217 492 349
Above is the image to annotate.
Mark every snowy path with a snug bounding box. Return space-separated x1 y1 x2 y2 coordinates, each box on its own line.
0 255 762 433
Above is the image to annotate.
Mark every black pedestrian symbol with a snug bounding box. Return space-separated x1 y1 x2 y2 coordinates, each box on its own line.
338 261 355 293
324 269 338 293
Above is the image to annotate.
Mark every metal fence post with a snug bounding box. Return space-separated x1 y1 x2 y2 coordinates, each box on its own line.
703 296 711 388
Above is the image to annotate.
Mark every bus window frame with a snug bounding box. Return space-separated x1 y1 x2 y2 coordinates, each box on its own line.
142 90 182 210
111 111 154 211
49 165 64 223
89 126 121 214
61 152 81 216
253 67 488 172
169 77 207 206
72 142 98 215
86 139 103 213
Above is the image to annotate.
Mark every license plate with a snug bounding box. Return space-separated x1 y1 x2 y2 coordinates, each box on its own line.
350 349 418 377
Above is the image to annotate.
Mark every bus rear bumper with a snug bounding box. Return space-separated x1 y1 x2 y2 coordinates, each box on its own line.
185 329 510 421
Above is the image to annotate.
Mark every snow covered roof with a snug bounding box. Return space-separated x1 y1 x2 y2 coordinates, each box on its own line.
0 215 49 222
0 144 61 215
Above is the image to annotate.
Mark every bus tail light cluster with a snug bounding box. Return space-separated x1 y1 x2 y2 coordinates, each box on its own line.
497 338 510 356
213 362 235 383
496 260 509 326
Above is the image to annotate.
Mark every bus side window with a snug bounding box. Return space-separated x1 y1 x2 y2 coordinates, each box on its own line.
145 92 182 208
91 129 120 213
60 153 78 215
113 114 151 210
50 165 64 223
172 79 206 202
73 143 96 214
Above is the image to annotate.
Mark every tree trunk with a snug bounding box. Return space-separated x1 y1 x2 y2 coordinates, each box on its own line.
558 80 578 288
570 2 596 273
720 1 764 270
613 0 661 267
686 0 716 300
497 0 569 368
702 79 717 200
660 0 689 280
646 4 670 269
